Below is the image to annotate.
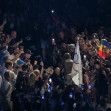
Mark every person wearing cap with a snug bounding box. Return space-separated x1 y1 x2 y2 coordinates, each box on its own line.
25 50 33 58
22 50 33 62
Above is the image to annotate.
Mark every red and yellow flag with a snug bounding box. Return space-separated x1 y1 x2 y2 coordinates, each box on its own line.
98 40 111 59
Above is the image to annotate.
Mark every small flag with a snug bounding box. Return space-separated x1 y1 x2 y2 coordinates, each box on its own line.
98 40 111 59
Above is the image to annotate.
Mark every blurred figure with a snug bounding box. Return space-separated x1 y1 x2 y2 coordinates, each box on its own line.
1 71 12 111
62 53 73 85
57 31 67 48
15 64 30 92
0 65 2 87
5 62 17 90
51 67 64 89
94 62 108 103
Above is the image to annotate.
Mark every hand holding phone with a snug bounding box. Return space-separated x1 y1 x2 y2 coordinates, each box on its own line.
40 61 44 67
73 103 76 108
49 78 52 83
69 93 73 98
52 38 56 45
42 95 44 99
88 84 91 89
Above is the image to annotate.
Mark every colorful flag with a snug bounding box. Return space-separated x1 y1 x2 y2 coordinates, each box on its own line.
72 40 83 86
98 40 111 59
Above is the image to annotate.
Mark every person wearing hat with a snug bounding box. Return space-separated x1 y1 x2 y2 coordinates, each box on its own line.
22 50 33 62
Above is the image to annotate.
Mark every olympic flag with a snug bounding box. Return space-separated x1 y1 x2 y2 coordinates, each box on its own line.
72 40 83 86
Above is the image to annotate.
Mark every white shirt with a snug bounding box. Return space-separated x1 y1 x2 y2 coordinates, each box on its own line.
1 79 12 101
6 70 17 90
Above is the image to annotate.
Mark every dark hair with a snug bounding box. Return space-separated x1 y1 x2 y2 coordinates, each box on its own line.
22 64 29 71
106 108 111 111
43 74 49 81
4 56 10 62
33 65 39 70
4 71 10 80
94 61 100 65
13 46 18 51
5 62 12 68
8 46 14 54
34 70 40 76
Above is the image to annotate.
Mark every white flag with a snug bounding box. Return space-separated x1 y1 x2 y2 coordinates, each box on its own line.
72 40 83 86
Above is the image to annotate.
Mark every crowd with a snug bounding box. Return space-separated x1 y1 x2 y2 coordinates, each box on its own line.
1 0 111 111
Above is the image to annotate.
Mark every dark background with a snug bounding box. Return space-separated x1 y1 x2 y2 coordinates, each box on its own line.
0 0 111 58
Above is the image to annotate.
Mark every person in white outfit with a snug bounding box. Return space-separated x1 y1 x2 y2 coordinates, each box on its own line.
5 62 16 90
1 71 12 111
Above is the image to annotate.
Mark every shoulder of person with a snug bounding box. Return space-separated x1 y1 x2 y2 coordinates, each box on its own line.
0 75 2 80
7 81 12 86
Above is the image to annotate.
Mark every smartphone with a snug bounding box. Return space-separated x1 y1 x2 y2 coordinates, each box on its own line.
42 95 44 99
50 66 53 71
69 93 73 98
61 101 64 105
49 78 52 83
52 38 55 43
40 60 43 65
81 86 84 90
51 85 53 90
51 10 54 13
73 103 76 108
48 88 51 93
84 55 86 60
88 84 91 89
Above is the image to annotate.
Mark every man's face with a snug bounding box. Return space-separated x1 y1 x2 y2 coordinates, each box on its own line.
83 44 88 50
25 53 31 58
11 31 17 39
95 64 100 69
90 58 95 65
9 65 13 70
79 40 82 45
71 28 76 34
55 68 60 75
6 58 11 62
89 50 93 55
70 49 75 53
59 32 64 39
14 48 19 54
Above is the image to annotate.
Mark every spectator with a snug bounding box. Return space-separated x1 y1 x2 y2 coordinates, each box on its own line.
1 71 12 111
5 62 16 90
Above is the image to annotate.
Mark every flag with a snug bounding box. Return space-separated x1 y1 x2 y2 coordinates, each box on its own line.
72 40 83 86
98 40 111 59
17 60 26 65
